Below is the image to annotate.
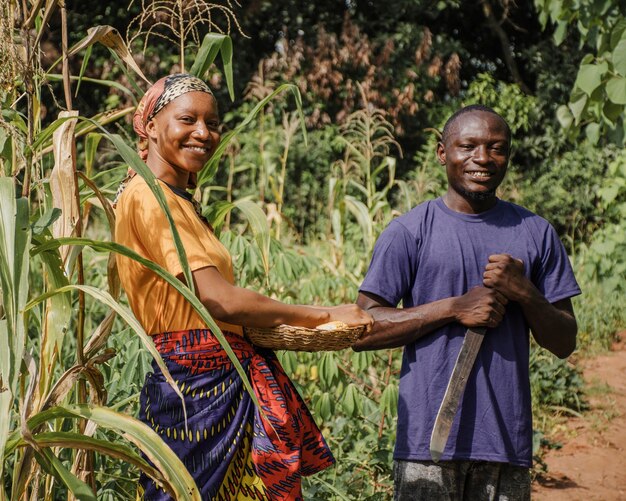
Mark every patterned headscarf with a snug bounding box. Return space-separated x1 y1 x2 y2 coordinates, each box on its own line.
133 73 214 161
114 74 214 206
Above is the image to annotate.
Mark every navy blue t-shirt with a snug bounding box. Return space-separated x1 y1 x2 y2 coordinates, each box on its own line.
360 198 581 467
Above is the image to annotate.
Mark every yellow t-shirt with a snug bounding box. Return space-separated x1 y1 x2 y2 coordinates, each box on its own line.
114 176 243 336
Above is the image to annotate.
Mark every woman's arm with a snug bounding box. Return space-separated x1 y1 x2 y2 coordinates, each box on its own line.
191 266 372 329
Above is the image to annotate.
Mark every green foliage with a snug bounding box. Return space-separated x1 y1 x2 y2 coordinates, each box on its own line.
189 33 234 101
573 150 626 297
537 0 626 143
0 178 30 496
329 86 402 255
572 277 626 353
519 142 620 247
465 73 539 135
1 1 625 499
530 348 586 417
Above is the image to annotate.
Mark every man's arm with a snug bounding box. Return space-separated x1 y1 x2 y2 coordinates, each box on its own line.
483 254 577 358
352 287 508 351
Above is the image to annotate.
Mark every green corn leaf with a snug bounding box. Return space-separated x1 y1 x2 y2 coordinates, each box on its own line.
220 36 234 101
37 232 72 395
109 49 144 95
30 237 263 422
198 84 307 187
63 404 200 500
0 177 30 489
12 431 156 477
190 34 221 77
30 114 78 152
344 195 373 250
46 74 136 101
75 44 93 97
24 283 188 424
12 405 200 500
203 199 235 231
31 108 134 155
104 131 195 295
189 33 234 101
347 179 370 199
31 208 61 235
84 133 103 175
35 448 96 501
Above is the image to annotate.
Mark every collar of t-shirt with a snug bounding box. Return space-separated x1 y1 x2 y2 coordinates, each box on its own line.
160 179 214 231
161 180 193 201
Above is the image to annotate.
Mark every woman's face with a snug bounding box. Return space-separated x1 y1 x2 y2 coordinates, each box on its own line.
145 91 220 175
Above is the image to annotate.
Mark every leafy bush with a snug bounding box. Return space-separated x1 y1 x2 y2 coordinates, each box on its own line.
530 347 586 419
520 142 620 249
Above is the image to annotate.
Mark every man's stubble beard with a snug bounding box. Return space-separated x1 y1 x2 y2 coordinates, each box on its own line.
459 188 497 201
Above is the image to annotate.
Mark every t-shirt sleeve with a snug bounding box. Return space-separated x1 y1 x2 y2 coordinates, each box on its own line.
531 222 581 303
359 220 417 306
128 185 218 277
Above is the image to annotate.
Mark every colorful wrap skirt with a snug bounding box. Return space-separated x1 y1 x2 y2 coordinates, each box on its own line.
138 329 334 500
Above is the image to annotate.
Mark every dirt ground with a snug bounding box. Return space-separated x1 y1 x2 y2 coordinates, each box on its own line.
532 332 626 500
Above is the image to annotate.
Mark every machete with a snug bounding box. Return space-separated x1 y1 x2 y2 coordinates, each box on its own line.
429 327 486 462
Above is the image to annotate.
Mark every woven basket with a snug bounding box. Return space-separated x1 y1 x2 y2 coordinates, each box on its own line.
245 324 365 352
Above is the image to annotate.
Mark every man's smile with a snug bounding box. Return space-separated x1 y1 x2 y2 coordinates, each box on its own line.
465 170 494 180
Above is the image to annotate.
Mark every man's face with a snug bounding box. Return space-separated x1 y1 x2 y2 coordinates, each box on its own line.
437 111 510 202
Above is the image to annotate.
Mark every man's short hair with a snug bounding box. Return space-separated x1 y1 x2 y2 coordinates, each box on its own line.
441 105 511 145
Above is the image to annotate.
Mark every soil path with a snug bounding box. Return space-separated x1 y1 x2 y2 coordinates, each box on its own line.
532 333 626 500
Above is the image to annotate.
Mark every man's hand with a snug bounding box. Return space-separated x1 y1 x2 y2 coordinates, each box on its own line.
452 286 508 328
482 254 530 302
482 253 577 358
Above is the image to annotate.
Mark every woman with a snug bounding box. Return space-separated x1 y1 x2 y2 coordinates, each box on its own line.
114 74 372 500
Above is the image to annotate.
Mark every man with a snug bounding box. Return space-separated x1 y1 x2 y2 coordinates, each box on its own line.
354 105 581 500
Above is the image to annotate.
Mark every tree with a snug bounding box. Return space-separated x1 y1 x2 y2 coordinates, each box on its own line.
536 1 626 144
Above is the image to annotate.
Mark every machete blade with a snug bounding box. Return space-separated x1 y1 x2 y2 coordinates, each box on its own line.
429 327 486 462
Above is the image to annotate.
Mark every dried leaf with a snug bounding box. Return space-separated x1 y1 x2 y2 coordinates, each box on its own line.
50 110 79 266
84 311 116 359
68 26 150 84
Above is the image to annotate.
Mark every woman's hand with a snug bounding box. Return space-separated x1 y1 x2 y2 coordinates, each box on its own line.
323 304 374 330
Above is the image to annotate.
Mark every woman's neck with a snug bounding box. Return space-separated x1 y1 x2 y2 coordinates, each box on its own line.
146 150 190 189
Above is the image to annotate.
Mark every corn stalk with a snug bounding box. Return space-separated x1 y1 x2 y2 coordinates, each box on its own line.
0 0 256 498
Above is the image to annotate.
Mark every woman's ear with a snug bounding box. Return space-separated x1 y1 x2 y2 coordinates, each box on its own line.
145 119 158 140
